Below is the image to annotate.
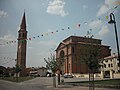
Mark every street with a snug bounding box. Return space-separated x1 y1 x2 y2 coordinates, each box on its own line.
0 77 119 90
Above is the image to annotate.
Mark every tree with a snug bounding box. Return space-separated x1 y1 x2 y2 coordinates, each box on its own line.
79 44 100 72
82 30 101 90
82 29 100 72
0 66 6 76
15 64 21 82
44 53 60 87
44 54 59 73
78 43 100 90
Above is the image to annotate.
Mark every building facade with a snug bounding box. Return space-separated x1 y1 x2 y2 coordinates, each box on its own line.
29 67 47 77
17 12 27 77
56 36 111 74
99 54 120 78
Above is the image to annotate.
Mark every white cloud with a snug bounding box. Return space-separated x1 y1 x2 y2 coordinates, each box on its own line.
0 34 17 46
0 34 16 42
46 0 68 17
97 5 109 16
0 10 8 18
89 20 102 29
105 0 117 7
98 25 109 36
97 0 118 16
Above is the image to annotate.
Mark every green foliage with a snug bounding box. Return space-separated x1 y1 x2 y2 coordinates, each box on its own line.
75 79 120 85
44 54 59 73
79 44 100 71
15 64 21 73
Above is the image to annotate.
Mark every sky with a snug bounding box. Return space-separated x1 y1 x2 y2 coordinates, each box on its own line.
0 0 120 68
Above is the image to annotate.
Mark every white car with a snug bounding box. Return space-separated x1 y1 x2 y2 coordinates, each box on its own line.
64 74 73 78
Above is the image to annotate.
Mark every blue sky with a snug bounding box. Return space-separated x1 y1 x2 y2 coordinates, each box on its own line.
0 0 120 67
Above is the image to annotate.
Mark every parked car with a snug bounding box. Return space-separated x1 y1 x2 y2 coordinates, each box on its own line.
64 74 73 78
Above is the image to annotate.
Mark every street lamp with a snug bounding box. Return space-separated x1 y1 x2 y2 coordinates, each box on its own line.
108 13 120 64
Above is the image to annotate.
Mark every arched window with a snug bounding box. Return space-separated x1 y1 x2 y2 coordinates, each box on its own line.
25 34 27 38
19 33 21 38
22 33 24 37
60 50 65 63
72 46 75 53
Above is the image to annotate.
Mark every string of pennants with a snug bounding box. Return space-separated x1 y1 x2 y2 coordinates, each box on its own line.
0 3 119 46
0 24 80 46
29 24 80 40
0 41 17 45
0 57 15 66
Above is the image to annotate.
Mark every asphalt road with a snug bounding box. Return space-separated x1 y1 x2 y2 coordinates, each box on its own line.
0 77 54 90
0 77 119 90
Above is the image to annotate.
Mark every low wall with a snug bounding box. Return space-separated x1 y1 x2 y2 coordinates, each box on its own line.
73 73 120 79
73 73 101 78
114 73 120 78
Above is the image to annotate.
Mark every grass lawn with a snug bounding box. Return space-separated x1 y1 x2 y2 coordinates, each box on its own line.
92 79 120 85
0 76 35 82
73 79 120 85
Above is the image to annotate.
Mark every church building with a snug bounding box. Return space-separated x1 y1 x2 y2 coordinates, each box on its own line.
56 36 111 74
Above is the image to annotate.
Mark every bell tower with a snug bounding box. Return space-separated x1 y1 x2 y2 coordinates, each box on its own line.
17 12 27 77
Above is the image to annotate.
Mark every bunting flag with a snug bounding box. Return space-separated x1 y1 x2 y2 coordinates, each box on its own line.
76 23 80 28
114 5 118 9
33 37 35 39
90 29 92 31
116 1 120 5
29 38 31 40
51 32 54 34
0 56 15 60
98 18 101 20
106 15 108 20
84 22 88 25
0 57 15 66
0 40 17 46
68 27 70 29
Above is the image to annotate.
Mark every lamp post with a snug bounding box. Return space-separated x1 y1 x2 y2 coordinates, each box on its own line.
108 13 120 64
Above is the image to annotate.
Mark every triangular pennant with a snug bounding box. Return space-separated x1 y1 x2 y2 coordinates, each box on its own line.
114 6 118 9
29 38 31 40
33 37 35 39
106 15 108 20
51 32 54 34
77 24 80 28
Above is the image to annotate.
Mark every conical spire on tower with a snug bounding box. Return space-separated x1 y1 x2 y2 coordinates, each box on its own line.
20 12 26 30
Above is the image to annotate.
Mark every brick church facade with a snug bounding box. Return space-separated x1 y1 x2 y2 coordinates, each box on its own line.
56 36 111 74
